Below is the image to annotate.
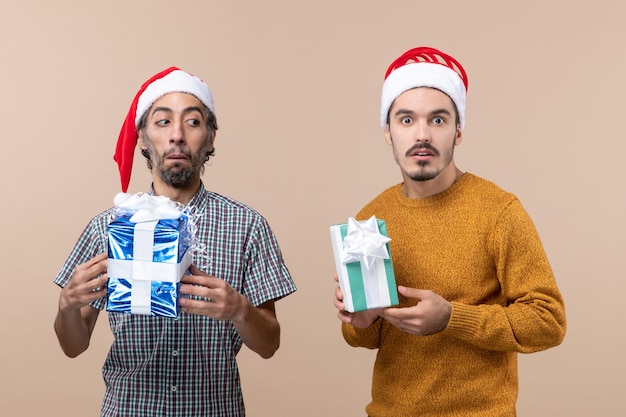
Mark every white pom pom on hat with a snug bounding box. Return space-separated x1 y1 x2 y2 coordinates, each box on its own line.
380 46 468 130
113 67 215 192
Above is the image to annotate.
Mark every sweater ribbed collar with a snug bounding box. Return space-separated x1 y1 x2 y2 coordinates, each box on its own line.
394 172 473 207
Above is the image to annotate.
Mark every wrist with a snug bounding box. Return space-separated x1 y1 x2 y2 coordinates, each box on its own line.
58 292 80 315
230 293 252 325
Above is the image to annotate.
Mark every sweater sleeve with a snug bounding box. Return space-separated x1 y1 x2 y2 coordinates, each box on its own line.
341 319 383 349
445 199 566 353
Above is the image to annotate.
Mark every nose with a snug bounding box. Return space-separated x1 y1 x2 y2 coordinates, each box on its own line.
169 121 185 144
414 120 431 143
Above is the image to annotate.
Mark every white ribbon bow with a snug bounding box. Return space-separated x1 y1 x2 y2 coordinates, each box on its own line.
114 192 182 223
341 216 391 270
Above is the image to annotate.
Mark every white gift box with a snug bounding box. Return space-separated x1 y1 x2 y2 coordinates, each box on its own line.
330 216 399 312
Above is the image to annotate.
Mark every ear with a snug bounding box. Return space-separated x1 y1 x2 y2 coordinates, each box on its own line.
207 130 217 150
138 129 148 151
454 126 463 146
384 124 392 145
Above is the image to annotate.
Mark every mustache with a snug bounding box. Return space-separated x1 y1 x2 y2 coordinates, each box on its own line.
163 147 192 159
405 143 440 157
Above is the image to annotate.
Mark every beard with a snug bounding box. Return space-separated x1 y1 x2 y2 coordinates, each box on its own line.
408 168 441 182
405 142 444 181
143 136 211 189
391 134 457 182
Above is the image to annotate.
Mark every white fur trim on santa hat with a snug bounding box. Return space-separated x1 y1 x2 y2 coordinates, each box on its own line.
380 63 466 130
135 70 215 127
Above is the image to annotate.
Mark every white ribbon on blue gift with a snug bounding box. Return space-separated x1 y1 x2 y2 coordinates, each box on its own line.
114 192 183 222
108 193 191 315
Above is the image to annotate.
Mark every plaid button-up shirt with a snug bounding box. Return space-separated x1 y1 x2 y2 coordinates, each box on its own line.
54 184 296 416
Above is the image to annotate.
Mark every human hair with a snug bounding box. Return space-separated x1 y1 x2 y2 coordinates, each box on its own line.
137 103 218 170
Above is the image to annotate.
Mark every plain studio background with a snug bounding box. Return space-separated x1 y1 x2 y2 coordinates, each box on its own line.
1 1 624 416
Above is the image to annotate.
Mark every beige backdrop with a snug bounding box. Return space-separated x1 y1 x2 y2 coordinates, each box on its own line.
1 1 624 416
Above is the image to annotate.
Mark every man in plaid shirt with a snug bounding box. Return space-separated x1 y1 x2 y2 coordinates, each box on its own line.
53 67 296 416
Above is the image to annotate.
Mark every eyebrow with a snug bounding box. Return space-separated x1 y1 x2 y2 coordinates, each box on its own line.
150 106 206 117
392 108 452 118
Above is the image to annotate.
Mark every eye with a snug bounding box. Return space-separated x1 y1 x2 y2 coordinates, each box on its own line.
432 116 445 125
186 118 201 127
155 119 170 127
400 116 412 125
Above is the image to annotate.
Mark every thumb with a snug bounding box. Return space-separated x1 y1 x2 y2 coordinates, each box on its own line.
188 264 208 277
397 286 429 300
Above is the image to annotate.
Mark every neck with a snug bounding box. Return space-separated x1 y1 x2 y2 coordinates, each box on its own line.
151 175 201 205
402 166 463 199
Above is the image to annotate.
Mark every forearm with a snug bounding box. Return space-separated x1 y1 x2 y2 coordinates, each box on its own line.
446 199 566 353
54 305 98 358
232 300 280 359
446 297 566 353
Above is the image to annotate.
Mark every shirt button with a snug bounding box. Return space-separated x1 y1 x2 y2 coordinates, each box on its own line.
171 385 177 392
172 350 179 356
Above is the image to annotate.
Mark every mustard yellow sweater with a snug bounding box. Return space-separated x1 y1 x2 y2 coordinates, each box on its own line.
342 173 566 417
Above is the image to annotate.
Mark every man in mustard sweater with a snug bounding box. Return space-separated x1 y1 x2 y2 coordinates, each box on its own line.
333 46 566 416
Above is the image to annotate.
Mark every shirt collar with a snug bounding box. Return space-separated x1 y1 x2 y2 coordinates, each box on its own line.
146 182 209 212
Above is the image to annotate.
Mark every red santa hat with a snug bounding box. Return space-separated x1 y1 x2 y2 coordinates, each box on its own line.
380 46 468 130
113 67 215 192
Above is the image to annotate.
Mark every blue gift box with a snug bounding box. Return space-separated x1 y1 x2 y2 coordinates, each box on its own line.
107 215 192 317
